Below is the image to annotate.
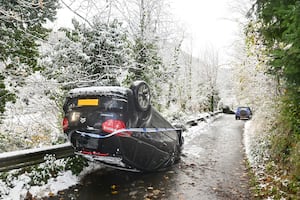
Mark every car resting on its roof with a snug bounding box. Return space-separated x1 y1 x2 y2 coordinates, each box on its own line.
62 81 184 172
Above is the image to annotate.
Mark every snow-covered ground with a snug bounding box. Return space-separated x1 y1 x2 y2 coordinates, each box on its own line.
0 160 104 200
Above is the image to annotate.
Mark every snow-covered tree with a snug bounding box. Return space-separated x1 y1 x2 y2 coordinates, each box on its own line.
233 20 278 110
41 18 134 88
199 47 220 111
57 0 183 110
113 0 171 108
0 74 15 115
0 0 59 115
0 0 59 68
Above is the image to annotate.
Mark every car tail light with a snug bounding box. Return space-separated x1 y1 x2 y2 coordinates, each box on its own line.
81 150 109 156
62 117 69 132
102 119 131 137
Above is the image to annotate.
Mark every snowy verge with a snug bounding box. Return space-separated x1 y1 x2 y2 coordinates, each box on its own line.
242 102 292 199
27 162 104 199
0 158 104 200
243 109 272 180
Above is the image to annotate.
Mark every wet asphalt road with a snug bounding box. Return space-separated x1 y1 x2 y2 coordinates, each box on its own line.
50 114 252 200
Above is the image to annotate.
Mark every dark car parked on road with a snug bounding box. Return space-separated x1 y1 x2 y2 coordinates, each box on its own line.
62 81 183 172
235 106 252 120
222 105 235 114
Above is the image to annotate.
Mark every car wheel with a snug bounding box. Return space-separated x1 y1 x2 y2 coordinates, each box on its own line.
130 81 151 112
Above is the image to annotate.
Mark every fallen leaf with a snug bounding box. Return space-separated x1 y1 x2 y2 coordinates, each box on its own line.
153 189 160 195
111 191 118 195
48 192 55 197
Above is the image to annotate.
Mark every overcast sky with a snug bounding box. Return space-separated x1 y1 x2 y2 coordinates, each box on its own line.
53 0 244 65
169 0 241 64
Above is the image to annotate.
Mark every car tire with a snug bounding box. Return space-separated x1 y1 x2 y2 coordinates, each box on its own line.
130 81 151 112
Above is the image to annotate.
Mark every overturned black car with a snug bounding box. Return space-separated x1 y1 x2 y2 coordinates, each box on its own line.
62 81 184 172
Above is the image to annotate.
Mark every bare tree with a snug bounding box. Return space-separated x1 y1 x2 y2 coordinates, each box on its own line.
112 0 171 41
200 46 220 111
59 0 117 26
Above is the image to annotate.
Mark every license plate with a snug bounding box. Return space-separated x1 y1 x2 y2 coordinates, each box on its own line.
78 99 99 106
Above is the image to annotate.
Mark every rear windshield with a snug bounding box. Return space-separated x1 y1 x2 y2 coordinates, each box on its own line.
63 96 128 113
238 107 250 111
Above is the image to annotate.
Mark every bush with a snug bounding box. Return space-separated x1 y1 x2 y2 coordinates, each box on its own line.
65 155 88 175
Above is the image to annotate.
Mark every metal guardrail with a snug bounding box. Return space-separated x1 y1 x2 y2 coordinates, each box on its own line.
0 143 74 172
185 111 222 126
0 111 222 172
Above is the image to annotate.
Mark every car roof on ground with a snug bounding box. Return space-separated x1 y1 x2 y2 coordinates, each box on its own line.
68 86 131 98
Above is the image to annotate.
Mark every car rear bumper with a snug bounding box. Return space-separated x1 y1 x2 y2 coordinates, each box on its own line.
235 115 251 119
67 129 180 171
